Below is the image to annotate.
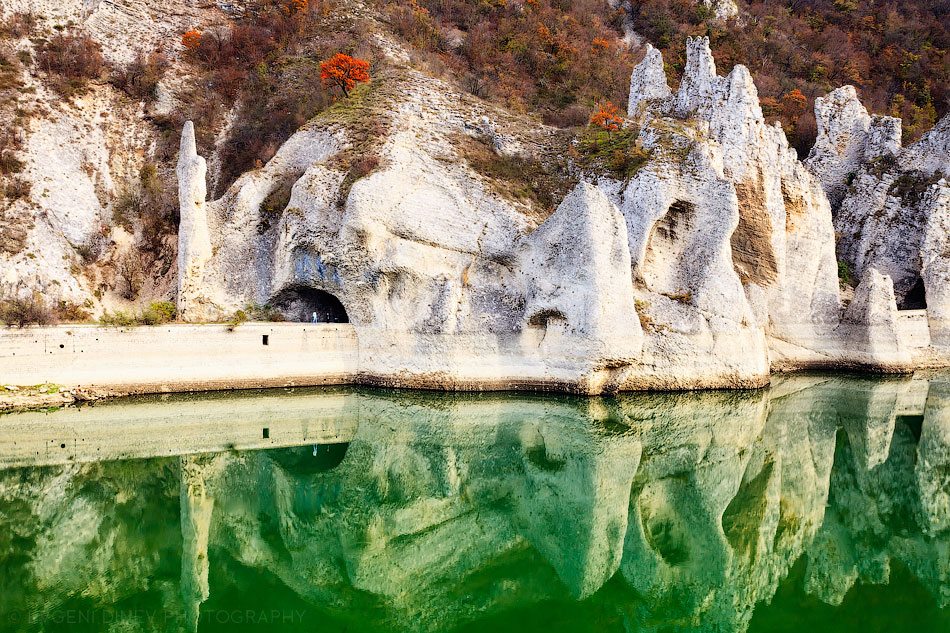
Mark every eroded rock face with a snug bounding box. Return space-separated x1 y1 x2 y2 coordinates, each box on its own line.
177 40 947 392
627 44 671 117
1 0 213 63
518 182 643 380
806 86 902 207
835 268 911 368
176 122 213 322
701 0 739 21
814 88 950 347
623 37 844 367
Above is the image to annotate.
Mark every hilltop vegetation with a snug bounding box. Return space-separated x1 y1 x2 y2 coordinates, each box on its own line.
378 0 948 154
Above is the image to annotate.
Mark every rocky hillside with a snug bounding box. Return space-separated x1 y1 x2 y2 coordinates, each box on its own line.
0 0 948 392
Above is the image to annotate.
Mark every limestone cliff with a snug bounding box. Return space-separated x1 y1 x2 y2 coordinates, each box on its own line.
2 1 949 392
807 86 950 348
0 0 234 313
173 36 949 393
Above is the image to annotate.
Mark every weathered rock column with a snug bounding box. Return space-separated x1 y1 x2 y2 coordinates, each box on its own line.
176 121 213 321
627 44 671 118
922 183 950 348
838 267 912 368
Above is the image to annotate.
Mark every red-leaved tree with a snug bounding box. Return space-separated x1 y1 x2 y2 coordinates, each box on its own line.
590 102 623 132
319 53 370 98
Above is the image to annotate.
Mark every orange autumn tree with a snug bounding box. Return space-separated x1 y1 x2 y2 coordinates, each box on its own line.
283 0 308 16
782 89 808 114
181 29 201 54
319 53 370 98
590 102 623 132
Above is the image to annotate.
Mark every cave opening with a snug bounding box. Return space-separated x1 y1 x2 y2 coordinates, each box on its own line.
271 286 349 323
899 277 927 311
528 308 568 329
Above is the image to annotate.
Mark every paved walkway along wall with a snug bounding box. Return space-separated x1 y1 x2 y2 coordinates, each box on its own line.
0 323 358 393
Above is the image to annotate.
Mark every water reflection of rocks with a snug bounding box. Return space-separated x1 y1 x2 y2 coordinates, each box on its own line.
0 375 948 632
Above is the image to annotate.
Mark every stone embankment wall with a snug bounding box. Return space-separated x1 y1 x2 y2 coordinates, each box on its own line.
0 323 358 393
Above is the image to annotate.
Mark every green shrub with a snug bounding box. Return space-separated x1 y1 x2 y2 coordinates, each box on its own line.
99 310 138 327
55 300 92 322
0 293 55 327
575 128 651 180
228 304 285 326
147 301 177 322
100 301 176 327
837 261 853 285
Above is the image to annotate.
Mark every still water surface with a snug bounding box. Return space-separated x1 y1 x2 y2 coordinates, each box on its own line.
1 373 949 632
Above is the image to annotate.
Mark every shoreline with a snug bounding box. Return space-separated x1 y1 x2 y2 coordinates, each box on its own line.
2 322 948 413
3 366 946 415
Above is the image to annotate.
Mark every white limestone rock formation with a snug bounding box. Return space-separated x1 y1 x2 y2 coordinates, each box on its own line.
901 115 950 176
669 38 841 341
622 37 851 372
176 121 214 322
518 182 643 382
807 86 902 206
175 73 648 393
835 268 911 368
820 90 950 349
176 42 948 392
627 44 671 118
701 0 739 21
612 115 770 389
921 184 950 347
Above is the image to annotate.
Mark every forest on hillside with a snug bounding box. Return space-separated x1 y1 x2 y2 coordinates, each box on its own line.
3 0 947 199
383 0 949 155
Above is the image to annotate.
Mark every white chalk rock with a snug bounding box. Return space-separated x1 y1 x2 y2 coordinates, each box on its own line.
701 0 739 20
627 44 671 118
836 267 911 368
520 181 643 364
806 86 902 206
176 121 213 321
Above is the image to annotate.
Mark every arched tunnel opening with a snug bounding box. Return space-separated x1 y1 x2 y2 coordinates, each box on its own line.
271 286 349 323
898 277 927 311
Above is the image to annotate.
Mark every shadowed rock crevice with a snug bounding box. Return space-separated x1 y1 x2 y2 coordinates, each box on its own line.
731 178 778 286
640 200 696 291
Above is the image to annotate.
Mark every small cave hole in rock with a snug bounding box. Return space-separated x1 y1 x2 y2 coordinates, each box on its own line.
272 286 350 323
263 427 270 439
899 277 927 310
897 414 924 443
262 335 269 346
528 309 568 329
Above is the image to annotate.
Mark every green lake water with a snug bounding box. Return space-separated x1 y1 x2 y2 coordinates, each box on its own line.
1 373 949 632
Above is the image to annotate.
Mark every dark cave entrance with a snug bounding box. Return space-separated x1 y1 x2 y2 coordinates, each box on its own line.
898 277 927 311
271 286 349 323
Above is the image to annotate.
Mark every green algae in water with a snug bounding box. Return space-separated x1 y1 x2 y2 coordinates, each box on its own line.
0 374 949 632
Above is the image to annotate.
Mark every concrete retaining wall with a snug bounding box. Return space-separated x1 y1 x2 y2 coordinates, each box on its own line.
0 323 358 392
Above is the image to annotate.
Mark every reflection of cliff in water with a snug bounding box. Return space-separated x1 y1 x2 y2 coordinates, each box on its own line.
0 375 948 632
